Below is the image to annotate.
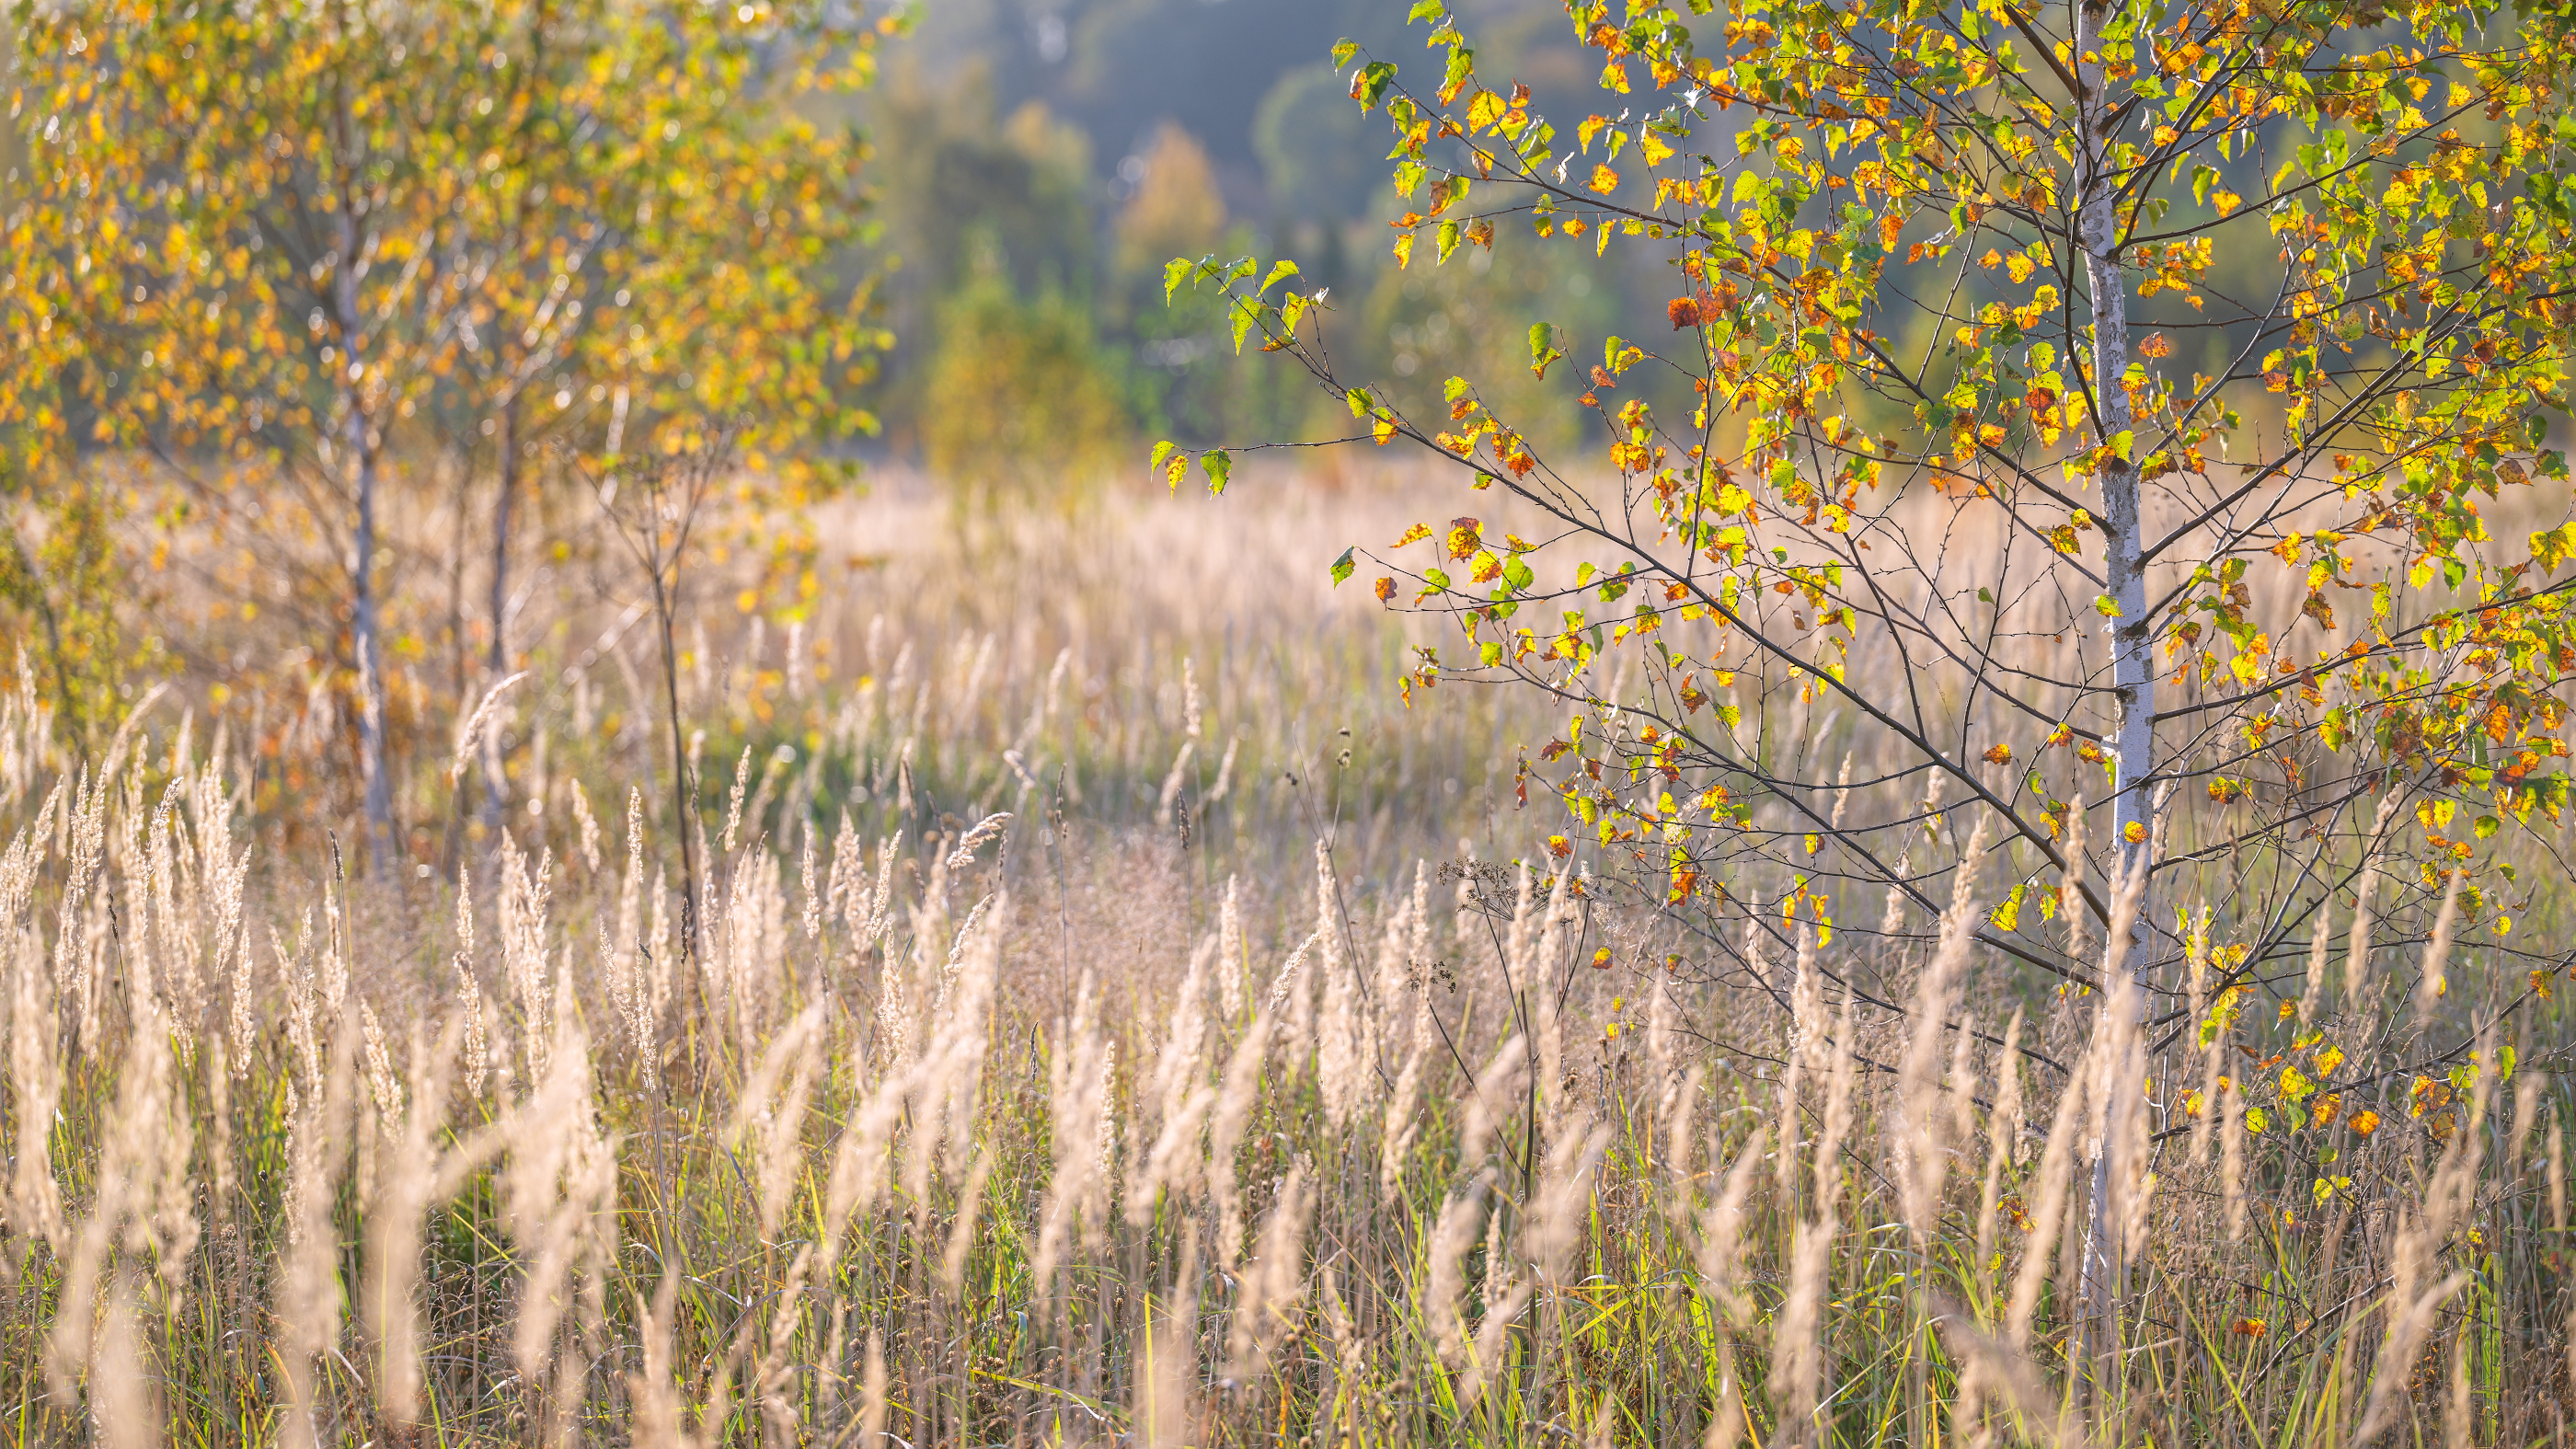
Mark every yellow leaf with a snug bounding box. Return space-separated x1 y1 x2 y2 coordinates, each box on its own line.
1589 164 1621 195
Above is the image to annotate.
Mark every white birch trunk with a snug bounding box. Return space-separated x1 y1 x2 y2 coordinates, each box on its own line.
2073 0 2155 1402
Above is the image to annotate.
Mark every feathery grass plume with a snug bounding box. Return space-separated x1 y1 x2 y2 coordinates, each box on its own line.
719 743 753 857
1774 993 1857 1446
51 771 106 1050
1896 818 1984 1241
1973 1009 2026 1278
2058 794 2088 967
1458 1033 1528 1170
602 912 648 1084
1096 1038 1121 1202
1309 840 1361 1105
6 914 64 1254
1316 905 1374 1131
913 894 1004 1190
1529 861 1578 1116
756 1244 821 1441
275 1028 356 1449
2355 1043 2499 1446
864 829 901 949
946 811 1012 868
1696 1131 1770 1328
819 1064 910 1279
1701 1359 1750 1449
1216 874 1246 1021
366 1022 466 1430
1645 966 1687 1147
1150 934 1217 1134
1130 938 1218 1225
2345 791 2404 1010
569 779 604 875
1528 1115 1610 1285
93 1270 160 1449
629 1268 689 1449
1935 1306 2092 1449
2218 1071 2249 1242
1776 917 1823 1204
1224 1160 1312 1383
1206 730 1240 806
1137 1230 1201 1447
2415 867 2466 1022
501 1018 619 1405
47 1011 171 1396
1267 927 1322 1064
730 1004 825 1240
2298 901 2334 1027
2006 1028 2099 1347
1373 860 1431 1040
1206 1012 1272 1264
360 999 404 1123
1425 1172 1492 1371
646 863 674 1032
714 837 792 1054
824 809 863 935
799 819 822 945
499 832 557 1080
2549 1116 2567 1242
942 1149 995 1298
451 669 531 786
1378 972 1432 1200
1463 1270 1535 1410
1034 971 1110 1285
1156 739 1196 826
857 1328 891 1447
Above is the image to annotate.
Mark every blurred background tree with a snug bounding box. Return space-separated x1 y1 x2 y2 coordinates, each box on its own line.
0 0 1627 849
2 0 891 868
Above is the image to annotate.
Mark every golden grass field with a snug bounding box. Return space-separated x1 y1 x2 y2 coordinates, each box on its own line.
0 468 2568 1446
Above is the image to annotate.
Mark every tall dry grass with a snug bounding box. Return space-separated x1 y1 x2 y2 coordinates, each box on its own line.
0 472 2568 1445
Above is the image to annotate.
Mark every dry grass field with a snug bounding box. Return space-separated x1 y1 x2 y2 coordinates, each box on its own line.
0 469 2568 1447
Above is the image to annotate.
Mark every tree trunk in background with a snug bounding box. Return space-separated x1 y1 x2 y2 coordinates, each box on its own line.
2075 0 2156 1404
336 195 395 877
481 392 522 833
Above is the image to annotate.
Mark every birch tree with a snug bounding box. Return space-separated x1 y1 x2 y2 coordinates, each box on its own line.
6 0 888 868
1177 0 2576 1400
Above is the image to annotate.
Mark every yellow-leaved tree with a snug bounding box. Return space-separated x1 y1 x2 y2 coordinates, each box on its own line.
4 0 891 870
1181 0 2576 1420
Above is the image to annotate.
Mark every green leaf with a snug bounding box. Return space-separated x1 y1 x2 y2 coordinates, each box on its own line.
1354 62 1397 110
1527 322 1563 380
1231 297 1259 354
1347 386 1374 419
1259 259 1301 295
1408 0 1446 21
1330 38 1359 69
1330 546 1357 585
1149 440 1177 481
2110 430 2135 462
1162 257 1192 304
1201 449 1233 495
